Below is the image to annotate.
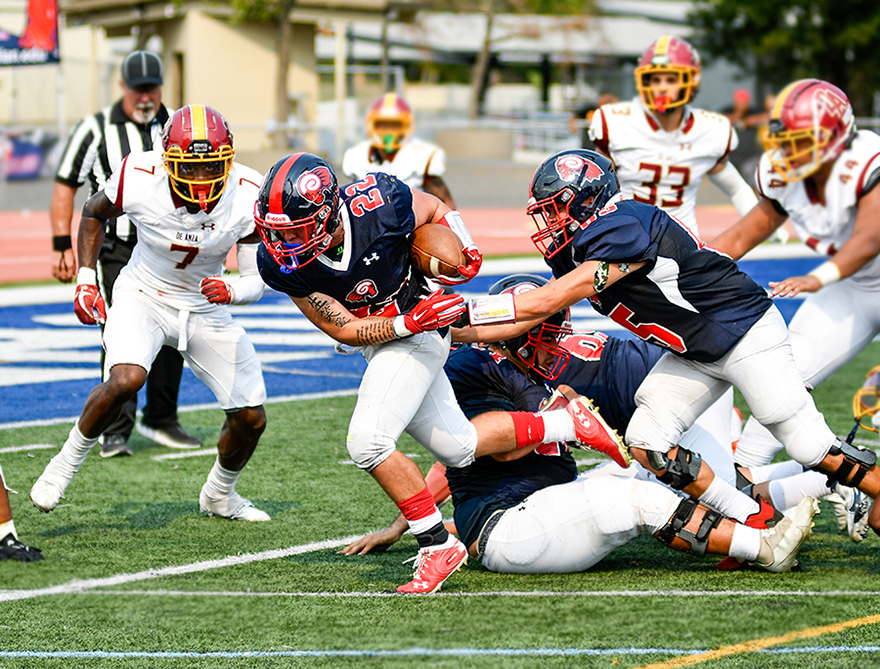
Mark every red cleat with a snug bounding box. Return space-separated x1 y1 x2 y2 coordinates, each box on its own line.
397 539 468 594
566 396 631 468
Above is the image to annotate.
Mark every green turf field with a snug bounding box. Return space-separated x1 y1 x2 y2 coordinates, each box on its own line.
1 343 879 668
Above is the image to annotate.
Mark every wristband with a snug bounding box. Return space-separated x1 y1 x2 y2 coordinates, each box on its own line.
76 267 98 285
808 261 841 287
392 315 412 339
53 235 72 252
468 293 516 326
440 210 476 249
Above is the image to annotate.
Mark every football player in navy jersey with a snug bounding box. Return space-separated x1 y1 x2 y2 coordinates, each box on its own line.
460 149 880 537
342 277 816 573
254 153 628 593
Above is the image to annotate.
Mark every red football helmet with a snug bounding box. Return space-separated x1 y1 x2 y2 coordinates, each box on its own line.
489 274 573 380
254 153 341 270
162 104 234 211
634 36 701 113
527 149 620 259
365 93 413 153
764 79 855 182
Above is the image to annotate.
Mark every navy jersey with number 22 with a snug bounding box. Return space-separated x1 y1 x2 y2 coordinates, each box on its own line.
258 172 430 317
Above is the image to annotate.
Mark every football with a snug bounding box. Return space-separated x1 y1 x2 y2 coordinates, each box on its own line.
409 223 465 281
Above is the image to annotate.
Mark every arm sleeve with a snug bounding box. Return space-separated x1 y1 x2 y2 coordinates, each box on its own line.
588 108 610 155
708 161 758 216
229 242 266 305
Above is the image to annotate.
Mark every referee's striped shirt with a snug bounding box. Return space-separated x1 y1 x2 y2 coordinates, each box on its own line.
55 101 171 245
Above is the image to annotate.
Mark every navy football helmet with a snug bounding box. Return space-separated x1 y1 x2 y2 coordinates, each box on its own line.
489 274 572 380
527 149 620 258
254 153 341 270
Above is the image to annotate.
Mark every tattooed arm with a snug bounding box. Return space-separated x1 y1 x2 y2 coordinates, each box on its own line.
291 293 398 347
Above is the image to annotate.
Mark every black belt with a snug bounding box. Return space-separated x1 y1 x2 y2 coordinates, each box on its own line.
476 509 506 557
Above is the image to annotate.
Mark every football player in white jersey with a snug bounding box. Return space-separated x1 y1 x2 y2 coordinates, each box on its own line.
342 93 456 208
712 79 880 539
31 105 271 522
589 36 757 238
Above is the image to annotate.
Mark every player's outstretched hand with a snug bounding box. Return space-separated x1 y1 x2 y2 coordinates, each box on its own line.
73 283 106 325
0 533 45 562
340 520 407 556
402 289 466 335
200 275 235 304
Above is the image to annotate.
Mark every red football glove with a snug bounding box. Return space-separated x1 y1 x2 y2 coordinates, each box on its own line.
200 275 234 304
73 283 106 325
458 247 483 280
433 247 483 286
398 289 466 336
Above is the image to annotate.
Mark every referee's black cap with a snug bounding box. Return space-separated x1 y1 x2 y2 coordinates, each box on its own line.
122 51 163 88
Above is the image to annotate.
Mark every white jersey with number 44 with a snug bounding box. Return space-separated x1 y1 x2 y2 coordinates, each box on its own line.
590 100 738 237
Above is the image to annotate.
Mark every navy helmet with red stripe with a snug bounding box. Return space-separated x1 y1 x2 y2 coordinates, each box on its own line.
254 152 341 269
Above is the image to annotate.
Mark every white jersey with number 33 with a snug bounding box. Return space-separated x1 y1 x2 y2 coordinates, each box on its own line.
589 99 738 237
102 150 263 312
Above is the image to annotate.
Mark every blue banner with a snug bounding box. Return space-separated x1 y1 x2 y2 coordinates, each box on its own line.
0 0 60 66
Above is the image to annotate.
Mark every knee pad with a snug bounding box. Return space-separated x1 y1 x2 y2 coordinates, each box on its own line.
821 438 878 489
647 447 702 490
656 498 724 557
346 427 396 472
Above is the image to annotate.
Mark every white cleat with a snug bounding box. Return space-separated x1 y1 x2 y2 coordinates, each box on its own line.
754 496 818 573
824 490 849 531
199 486 270 522
30 458 77 513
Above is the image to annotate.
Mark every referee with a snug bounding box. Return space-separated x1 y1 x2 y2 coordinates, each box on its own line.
49 50 200 457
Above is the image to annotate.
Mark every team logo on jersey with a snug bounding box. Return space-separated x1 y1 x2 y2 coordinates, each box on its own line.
347 280 378 303
296 167 334 205
554 154 604 183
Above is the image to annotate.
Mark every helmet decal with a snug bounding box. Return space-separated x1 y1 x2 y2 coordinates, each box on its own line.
555 154 586 181
297 167 334 205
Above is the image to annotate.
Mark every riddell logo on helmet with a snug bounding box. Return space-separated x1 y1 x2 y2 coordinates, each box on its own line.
297 168 334 204
189 140 213 154
264 212 291 224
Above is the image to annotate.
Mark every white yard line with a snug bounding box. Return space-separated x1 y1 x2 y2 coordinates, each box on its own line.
0 536 360 603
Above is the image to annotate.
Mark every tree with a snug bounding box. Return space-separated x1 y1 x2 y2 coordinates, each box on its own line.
438 0 595 118
689 0 880 115
230 0 296 150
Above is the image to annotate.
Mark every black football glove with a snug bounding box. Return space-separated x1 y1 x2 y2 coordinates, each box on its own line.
0 532 45 562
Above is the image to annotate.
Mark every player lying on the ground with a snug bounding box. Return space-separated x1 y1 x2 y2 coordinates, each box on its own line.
458 149 880 538
254 153 628 594
31 105 270 522
342 303 817 573
0 464 44 562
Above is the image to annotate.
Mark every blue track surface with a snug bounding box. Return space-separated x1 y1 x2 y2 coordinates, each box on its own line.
0 256 817 427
